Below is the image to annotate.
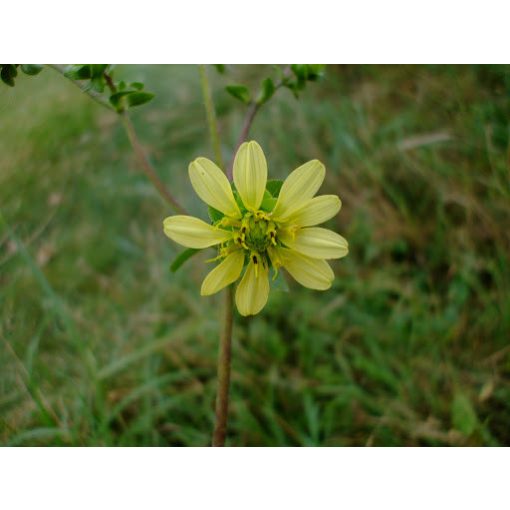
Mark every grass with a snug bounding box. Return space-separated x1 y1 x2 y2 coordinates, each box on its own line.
1 64 509 446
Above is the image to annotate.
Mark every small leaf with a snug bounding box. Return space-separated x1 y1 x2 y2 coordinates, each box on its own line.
20 64 43 76
1 65 17 87
65 65 92 80
226 84 251 104
260 190 277 212
90 64 108 78
118 81 126 91
306 64 325 81
109 90 132 109
208 206 224 223
170 248 200 273
213 64 226 74
90 76 105 93
232 190 247 212
266 179 283 197
130 82 144 90
257 77 275 105
126 91 155 107
291 64 309 81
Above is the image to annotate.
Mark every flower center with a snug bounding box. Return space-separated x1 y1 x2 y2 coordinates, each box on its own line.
236 211 277 254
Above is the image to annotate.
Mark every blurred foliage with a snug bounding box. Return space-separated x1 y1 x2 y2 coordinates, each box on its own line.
1 64 43 87
0 65 509 446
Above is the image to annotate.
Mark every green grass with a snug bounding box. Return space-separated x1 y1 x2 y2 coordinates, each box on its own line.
1 64 509 446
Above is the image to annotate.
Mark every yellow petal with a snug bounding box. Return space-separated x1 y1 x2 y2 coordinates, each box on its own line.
200 250 245 296
280 227 348 259
235 259 270 316
163 215 231 249
284 195 341 227
271 159 325 221
189 157 241 218
233 140 267 211
278 247 334 290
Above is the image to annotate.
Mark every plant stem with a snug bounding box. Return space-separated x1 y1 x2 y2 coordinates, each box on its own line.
198 65 225 169
212 286 234 446
207 67 289 445
197 64 235 446
46 64 186 214
120 112 186 214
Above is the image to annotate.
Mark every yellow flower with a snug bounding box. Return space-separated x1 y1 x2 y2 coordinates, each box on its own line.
163 141 348 316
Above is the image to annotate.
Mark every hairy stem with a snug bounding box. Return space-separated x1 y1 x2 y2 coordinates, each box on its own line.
198 65 225 169
212 286 234 446
46 64 186 214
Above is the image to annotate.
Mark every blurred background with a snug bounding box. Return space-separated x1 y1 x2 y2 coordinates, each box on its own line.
0 65 509 446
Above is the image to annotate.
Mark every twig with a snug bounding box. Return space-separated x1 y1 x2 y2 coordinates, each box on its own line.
46 64 186 214
47 64 113 111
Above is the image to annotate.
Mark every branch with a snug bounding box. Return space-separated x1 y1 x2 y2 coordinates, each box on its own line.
46 64 187 214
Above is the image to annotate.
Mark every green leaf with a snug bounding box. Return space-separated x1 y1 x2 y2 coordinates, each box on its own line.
65 65 92 80
109 90 154 111
1 65 17 87
291 64 309 81
451 393 478 436
260 190 277 212
213 64 226 74
170 248 200 272
208 206 224 223
232 190 247 212
126 91 155 107
109 90 132 109
118 81 127 91
90 64 108 78
20 64 43 76
226 84 251 104
90 76 105 93
306 64 325 81
266 179 283 197
130 82 144 91
257 77 275 105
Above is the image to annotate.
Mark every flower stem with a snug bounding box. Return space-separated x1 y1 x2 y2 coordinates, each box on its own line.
212 285 234 446
197 64 235 446
198 65 225 169
205 65 292 445
46 64 186 215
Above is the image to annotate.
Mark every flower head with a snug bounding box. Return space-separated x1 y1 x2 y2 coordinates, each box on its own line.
163 141 348 316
